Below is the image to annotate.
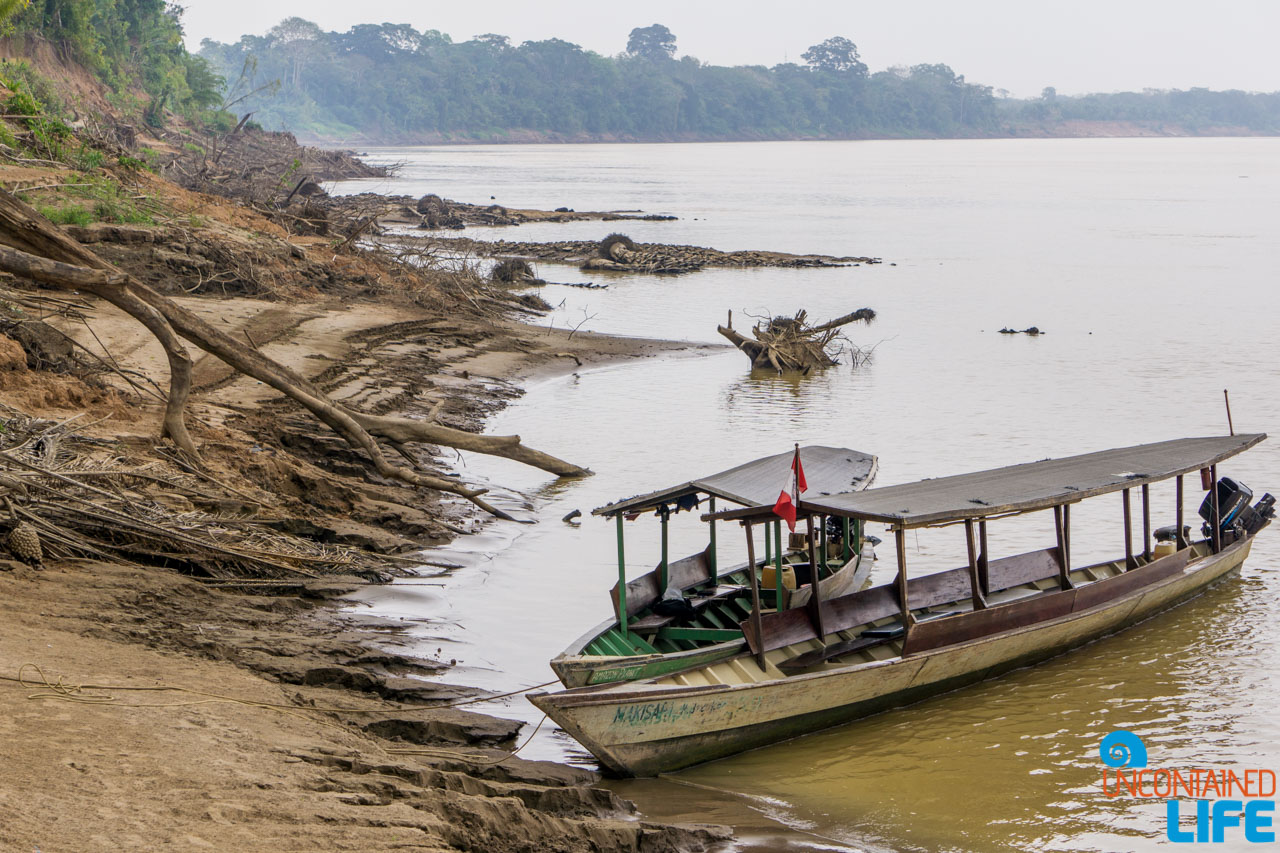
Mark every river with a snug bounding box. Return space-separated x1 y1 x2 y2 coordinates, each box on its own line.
332 138 1280 852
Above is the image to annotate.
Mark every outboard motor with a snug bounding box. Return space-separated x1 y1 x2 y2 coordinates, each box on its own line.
1199 477 1252 537
1198 477 1274 540
1242 493 1276 536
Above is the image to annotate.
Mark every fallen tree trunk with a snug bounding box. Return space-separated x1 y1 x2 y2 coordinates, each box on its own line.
718 308 876 373
0 189 587 518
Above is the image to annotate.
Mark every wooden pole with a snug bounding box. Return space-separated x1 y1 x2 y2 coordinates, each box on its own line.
1053 505 1074 589
819 515 828 571
965 518 987 609
1176 475 1186 549
1123 488 1135 570
1211 463 1222 553
708 496 718 581
659 506 670 592
1141 483 1151 561
616 514 628 638
744 521 765 668
805 514 825 640
764 515 772 565
841 517 852 562
895 527 914 629
1063 502 1072 572
1224 389 1234 436
775 520 784 607
978 518 990 595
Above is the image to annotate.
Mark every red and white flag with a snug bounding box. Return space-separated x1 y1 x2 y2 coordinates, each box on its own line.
773 444 807 532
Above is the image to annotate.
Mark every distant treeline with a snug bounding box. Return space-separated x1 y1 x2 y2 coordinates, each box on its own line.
198 20 1280 142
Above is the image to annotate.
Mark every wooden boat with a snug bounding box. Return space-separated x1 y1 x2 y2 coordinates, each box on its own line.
530 435 1273 776
550 446 878 688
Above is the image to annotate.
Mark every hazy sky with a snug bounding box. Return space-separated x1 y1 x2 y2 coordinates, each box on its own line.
182 1 1280 98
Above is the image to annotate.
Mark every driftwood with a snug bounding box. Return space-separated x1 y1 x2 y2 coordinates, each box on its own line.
0 405 389 580
718 308 876 373
0 189 587 518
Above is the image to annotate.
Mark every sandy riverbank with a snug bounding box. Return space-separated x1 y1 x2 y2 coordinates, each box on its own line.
0 112 731 847
0 300 728 851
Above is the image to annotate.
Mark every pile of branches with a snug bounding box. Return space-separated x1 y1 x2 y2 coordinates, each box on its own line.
717 308 877 373
0 405 389 580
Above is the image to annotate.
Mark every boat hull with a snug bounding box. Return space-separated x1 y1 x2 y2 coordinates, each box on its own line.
550 551 872 688
530 537 1252 777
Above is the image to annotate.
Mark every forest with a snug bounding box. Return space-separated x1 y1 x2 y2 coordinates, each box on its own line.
199 20 1280 143
6 0 224 123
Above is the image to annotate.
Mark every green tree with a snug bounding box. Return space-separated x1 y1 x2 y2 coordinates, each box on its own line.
802 37 867 75
626 24 675 61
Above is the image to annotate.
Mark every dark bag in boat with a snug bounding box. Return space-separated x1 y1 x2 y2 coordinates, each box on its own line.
652 589 697 621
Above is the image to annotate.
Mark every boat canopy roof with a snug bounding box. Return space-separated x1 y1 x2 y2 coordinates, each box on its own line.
710 435 1264 528
593 446 878 518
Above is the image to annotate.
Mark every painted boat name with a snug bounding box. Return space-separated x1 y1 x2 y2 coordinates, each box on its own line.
614 699 728 726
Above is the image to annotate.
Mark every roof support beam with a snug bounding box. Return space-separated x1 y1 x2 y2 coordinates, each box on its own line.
1054 505 1074 590
1123 488 1136 570
744 520 765 669
895 527 914 631
965 518 988 610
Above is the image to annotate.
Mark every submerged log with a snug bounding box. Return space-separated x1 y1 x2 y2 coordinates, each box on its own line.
717 308 876 373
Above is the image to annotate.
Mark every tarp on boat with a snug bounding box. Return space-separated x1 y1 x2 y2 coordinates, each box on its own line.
593 446 878 517
801 434 1266 528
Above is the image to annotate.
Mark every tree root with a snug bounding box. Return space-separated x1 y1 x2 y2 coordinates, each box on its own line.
0 189 587 518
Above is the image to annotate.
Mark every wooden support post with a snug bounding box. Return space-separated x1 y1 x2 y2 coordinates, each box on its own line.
1176 475 1186 549
615 514 628 638
1211 463 1222 553
1123 488 1135 570
978 519 990 595
659 506 670 592
1053 505 1074 589
964 518 987 609
764 516 772 565
1141 483 1151 561
819 515 829 572
775 520 784 608
708 496 718 581
841 517 852 562
1063 503 1072 572
805 514 825 640
744 521 765 669
895 527 914 629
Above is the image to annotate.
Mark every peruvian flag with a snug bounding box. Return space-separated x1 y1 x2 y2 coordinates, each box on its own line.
773 445 807 532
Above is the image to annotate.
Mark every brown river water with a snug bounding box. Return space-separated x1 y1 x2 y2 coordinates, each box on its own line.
333 139 1280 852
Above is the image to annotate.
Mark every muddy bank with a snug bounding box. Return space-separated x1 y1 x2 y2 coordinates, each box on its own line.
410 234 881 273
0 558 730 851
0 73 731 847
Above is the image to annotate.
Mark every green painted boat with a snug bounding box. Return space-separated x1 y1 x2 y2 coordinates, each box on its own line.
550 446 878 688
